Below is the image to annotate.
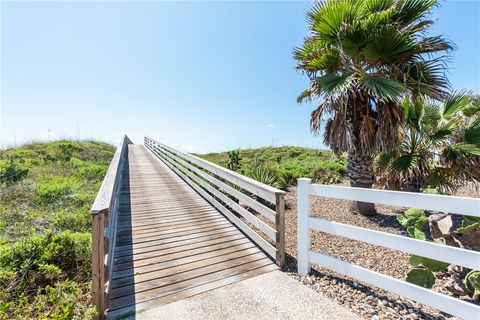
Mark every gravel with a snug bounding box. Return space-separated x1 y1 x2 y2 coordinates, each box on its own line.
280 180 479 320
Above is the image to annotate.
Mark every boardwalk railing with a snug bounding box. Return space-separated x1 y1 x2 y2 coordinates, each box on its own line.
145 136 286 266
91 135 132 319
297 178 480 320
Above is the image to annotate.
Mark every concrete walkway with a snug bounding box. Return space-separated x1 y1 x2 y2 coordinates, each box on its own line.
130 270 360 320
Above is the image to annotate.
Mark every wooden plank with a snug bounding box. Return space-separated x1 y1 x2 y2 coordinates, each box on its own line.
146 137 283 204
115 219 230 241
115 226 238 252
116 211 222 229
92 213 106 319
154 149 278 259
113 232 246 264
112 237 252 272
151 145 277 222
108 257 274 311
107 264 278 320
110 246 268 290
115 223 234 246
115 216 226 235
111 243 259 280
91 135 131 214
153 148 278 241
113 229 241 258
115 218 229 239
109 252 268 299
104 144 278 316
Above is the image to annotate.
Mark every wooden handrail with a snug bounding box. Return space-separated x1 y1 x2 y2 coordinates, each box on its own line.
91 135 132 319
144 136 286 267
147 137 284 203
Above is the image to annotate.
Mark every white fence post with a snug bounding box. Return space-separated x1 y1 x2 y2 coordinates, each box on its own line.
297 178 311 276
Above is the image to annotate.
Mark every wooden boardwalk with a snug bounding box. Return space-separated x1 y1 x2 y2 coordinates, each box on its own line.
106 145 277 318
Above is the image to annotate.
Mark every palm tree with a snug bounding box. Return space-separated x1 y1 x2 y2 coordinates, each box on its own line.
377 92 480 192
293 0 452 215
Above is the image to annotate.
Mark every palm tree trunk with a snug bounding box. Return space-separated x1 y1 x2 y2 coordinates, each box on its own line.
348 153 377 216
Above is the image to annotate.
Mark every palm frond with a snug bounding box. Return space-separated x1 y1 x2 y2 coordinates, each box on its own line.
416 36 454 54
394 0 437 27
359 115 376 154
324 112 356 154
310 102 329 133
441 90 471 119
359 74 404 100
464 118 480 145
405 59 450 100
452 143 480 156
364 26 416 64
316 73 354 95
375 102 403 152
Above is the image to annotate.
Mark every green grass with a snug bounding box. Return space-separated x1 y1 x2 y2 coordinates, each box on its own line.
198 146 347 189
0 140 114 319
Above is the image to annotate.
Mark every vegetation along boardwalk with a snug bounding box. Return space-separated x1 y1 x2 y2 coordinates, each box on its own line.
91 136 286 319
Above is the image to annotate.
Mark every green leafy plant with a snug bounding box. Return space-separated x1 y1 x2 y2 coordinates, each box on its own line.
0 159 29 185
226 150 242 171
455 215 480 234
397 208 449 288
464 270 480 300
396 208 428 240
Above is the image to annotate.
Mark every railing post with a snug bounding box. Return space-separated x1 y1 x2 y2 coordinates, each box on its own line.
92 211 106 319
275 192 285 267
297 178 311 276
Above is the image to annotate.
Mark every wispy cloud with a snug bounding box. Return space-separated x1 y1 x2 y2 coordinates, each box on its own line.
267 123 275 129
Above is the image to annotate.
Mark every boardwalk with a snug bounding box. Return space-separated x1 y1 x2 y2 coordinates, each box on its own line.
106 145 277 318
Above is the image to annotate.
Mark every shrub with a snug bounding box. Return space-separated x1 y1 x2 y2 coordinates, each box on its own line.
50 209 90 232
0 160 29 185
76 163 108 181
36 177 73 203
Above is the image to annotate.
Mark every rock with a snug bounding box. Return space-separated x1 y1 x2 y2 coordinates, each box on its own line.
429 213 464 248
457 229 480 251
429 213 453 240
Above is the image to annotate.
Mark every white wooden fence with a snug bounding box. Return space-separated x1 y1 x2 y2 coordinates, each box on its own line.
297 178 480 320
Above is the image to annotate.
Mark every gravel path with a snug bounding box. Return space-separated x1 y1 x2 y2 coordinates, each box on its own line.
281 181 479 320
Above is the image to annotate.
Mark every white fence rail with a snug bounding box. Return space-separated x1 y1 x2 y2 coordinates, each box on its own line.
297 178 480 320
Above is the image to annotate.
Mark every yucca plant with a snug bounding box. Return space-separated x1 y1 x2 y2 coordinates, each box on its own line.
249 166 279 188
377 92 480 192
294 0 452 215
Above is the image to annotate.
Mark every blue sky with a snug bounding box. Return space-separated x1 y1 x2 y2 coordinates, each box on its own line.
1 1 479 153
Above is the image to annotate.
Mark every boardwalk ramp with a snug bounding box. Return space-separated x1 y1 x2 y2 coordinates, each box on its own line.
90 136 286 319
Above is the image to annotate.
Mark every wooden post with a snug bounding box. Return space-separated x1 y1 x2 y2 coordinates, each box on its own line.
297 178 311 276
275 192 285 267
92 211 106 320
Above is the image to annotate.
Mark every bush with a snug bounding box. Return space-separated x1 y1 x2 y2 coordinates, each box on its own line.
0 140 114 318
50 209 90 232
0 231 91 288
36 177 73 203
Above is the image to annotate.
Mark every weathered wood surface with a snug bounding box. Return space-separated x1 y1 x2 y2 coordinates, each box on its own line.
91 135 132 319
144 136 286 267
106 145 277 318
